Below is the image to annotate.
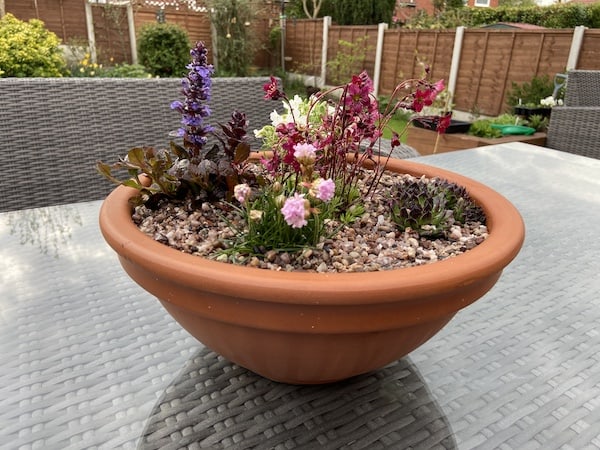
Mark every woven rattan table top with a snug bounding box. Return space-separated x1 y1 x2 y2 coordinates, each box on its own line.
1 142 599 449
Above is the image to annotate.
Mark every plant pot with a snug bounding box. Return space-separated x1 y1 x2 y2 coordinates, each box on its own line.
413 117 472 134
99 157 525 384
514 105 552 118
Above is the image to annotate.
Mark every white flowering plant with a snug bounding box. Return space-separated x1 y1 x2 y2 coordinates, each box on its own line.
539 95 563 107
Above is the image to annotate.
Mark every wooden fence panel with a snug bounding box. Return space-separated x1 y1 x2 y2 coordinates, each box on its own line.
6 0 87 43
577 29 600 70
285 19 323 75
455 29 573 115
326 25 378 84
379 29 454 99
134 5 278 71
457 31 524 115
133 7 211 64
5 5 600 116
92 5 132 64
380 30 418 92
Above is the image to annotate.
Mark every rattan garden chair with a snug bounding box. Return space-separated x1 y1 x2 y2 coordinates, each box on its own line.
546 70 600 159
0 77 280 212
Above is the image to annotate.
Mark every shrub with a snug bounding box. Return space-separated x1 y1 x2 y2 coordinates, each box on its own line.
506 75 555 108
137 23 191 77
0 13 67 77
327 37 372 85
103 64 153 78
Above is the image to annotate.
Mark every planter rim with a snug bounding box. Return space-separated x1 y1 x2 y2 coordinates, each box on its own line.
99 156 525 306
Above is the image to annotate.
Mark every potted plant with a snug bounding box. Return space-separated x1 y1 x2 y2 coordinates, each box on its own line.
411 86 472 134
98 42 525 384
508 75 563 119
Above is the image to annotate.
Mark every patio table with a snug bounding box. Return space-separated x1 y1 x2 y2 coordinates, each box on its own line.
1 142 599 449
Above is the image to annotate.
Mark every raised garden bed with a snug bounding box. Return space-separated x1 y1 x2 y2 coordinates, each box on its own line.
407 125 547 155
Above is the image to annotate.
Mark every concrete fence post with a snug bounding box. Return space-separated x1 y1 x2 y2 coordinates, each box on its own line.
320 16 332 88
373 22 388 98
126 3 137 65
567 25 586 71
84 1 97 64
448 26 465 109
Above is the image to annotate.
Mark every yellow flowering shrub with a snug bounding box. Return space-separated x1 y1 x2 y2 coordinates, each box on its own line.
0 13 67 77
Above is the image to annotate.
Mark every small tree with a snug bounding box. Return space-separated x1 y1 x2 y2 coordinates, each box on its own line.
209 0 256 77
327 36 372 85
301 0 324 19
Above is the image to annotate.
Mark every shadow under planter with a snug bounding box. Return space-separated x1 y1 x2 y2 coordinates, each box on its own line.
138 347 458 450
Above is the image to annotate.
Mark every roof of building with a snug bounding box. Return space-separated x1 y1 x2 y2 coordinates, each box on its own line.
481 22 548 30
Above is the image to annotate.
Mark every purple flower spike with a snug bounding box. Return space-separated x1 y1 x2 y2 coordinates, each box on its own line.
174 41 215 157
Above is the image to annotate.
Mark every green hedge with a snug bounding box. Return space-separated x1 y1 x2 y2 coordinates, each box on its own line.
468 3 600 28
406 3 600 29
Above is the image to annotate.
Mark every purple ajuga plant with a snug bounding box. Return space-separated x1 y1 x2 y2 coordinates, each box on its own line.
170 41 215 158
98 41 252 204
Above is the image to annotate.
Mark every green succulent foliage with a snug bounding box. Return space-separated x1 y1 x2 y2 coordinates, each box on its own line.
0 13 67 77
525 114 549 132
137 23 191 77
226 182 342 256
224 179 363 257
468 120 503 138
389 177 485 238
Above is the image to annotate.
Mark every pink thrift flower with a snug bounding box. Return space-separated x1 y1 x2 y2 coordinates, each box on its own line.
281 193 308 228
233 183 251 203
293 142 317 161
313 178 335 202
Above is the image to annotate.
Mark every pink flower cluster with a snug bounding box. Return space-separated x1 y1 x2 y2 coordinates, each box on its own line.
234 183 251 203
312 178 335 202
281 194 309 228
411 80 445 113
260 69 448 233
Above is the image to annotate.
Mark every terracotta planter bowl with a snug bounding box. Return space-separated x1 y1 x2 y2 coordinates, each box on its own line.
99 157 525 384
